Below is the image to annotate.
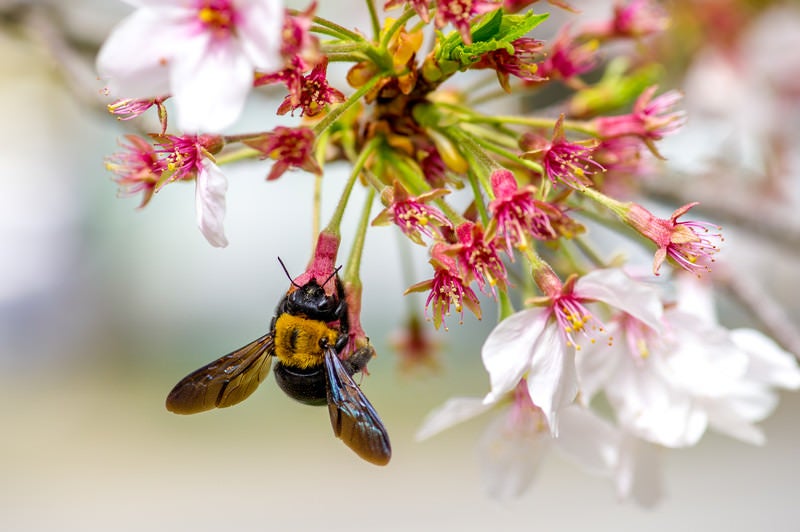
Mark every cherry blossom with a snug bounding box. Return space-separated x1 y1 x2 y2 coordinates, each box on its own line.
97 0 285 132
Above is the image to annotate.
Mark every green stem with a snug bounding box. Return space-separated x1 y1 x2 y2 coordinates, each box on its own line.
468 114 596 136
320 41 372 54
497 290 516 321
469 134 544 174
343 187 376 283
444 127 497 199
366 0 381 41
578 185 630 218
466 169 490 226
323 137 379 237
307 15 365 42
379 8 416 48
213 146 261 165
572 236 609 269
313 74 382 138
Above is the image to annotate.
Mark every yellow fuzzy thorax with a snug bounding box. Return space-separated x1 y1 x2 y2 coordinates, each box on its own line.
273 313 339 369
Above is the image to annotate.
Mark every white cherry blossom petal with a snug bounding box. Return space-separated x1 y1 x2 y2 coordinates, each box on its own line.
554 405 620 474
237 1 285 69
415 397 493 441
97 7 191 98
526 323 576 435
482 308 548 402
170 37 254 132
195 159 228 247
575 268 663 332
730 328 800 389
477 407 550 499
615 434 664 508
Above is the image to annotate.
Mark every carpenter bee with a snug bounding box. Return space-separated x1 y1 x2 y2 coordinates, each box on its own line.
165 264 392 466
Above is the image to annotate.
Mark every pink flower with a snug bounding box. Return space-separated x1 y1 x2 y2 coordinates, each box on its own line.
624 202 722 276
371 181 451 245
97 0 285 133
449 221 507 296
487 169 557 255
243 126 322 180
276 58 345 117
535 27 598 84
582 0 669 40
434 0 502 46
105 135 164 208
594 86 685 156
521 116 604 188
278 2 320 68
406 243 482 330
472 38 544 92
107 96 169 133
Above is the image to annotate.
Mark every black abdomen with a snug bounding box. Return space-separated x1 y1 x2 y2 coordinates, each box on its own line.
273 362 327 406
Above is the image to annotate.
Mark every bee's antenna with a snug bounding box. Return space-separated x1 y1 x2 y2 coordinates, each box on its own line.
277 257 302 288
322 265 343 287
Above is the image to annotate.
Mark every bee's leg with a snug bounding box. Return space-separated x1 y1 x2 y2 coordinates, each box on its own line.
334 333 348 353
342 345 376 376
334 299 349 335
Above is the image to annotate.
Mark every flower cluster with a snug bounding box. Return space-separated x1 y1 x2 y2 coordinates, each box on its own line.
98 0 799 506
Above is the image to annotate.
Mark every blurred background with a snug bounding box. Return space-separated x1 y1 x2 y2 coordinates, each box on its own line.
1 0 799 530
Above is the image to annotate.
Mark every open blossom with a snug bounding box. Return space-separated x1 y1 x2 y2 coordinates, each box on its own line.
482 267 663 432
243 126 321 181
487 169 557 255
371 181 451 245
406 243 482 330
97 0 284 133
624 202 722 275
416 381 620 499
521 116 604 188
577 275 800 448
156 134 229 247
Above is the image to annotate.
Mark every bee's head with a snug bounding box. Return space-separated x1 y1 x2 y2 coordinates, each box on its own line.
286 279 339 320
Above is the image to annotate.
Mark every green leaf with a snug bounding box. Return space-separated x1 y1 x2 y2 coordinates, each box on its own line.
435 10 550 71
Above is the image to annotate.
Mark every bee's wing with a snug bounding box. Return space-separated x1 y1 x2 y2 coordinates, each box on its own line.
324 349 392 466
166 333 274 414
